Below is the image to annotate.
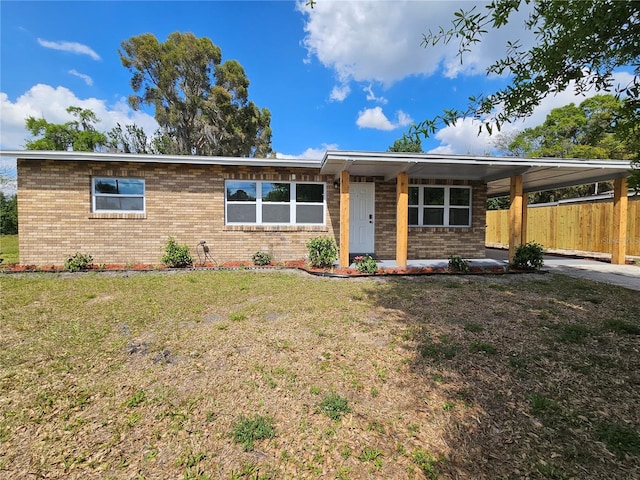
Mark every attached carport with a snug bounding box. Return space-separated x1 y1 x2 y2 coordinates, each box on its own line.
320 151 633 267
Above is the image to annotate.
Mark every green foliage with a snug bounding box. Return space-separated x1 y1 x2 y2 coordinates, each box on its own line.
447 255 470 273
511 242 544 270
412 449 439 479
316 392 350 421
119 31 272 157
231 415 276 451
417 2 640 134
125 390 146 407
306 236 338 268
161 237 193 268
251 251 272 266
595 422 640 457
64 252 94 272
388 134 423 153
0 193 18 235
468 341 497 355
25 106 107 152
353 255 378 274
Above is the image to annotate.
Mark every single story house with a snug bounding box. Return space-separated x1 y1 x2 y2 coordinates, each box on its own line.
2 149 633 267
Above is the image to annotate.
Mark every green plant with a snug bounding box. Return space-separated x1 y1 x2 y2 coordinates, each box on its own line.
412 449 439 479
358 447 383 468
595 422 640 457
306 236 338 268
64 252 94 272
231 415 276 451
125 390 146 407
511 242 545 270
161 237 193 268
316 392 350 421
448 255 470 273
252 251 272 266
353 255 378 274
468 341 497 354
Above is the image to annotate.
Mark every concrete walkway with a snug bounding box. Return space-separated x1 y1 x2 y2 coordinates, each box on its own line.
485 248 640 292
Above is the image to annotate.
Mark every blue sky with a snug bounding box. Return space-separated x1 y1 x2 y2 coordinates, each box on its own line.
1 0 634 191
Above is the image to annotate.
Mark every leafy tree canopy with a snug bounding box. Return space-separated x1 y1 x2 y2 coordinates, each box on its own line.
0 192 18 235
388 135 423 153
414 0 639 190
119 31 272 157
25 106 107 152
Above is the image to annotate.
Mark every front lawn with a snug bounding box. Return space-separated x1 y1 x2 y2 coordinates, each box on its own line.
0 270 638 479
0 234 18 264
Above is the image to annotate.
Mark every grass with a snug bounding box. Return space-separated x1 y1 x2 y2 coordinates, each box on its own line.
0 234 18 264
1 270 639 479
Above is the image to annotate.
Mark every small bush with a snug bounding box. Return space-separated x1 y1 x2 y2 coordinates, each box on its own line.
161 237 193 268
251 251 272 266
64 252 93 272
231 415 276 451
448 255 470 273
306 236 338 268
511 242 544 270
353 255 378 274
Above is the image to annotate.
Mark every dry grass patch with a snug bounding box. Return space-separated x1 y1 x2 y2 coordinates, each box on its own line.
1 270 639 479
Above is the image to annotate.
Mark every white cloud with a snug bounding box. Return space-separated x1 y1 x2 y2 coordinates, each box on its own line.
356 106 412 131
276 143 339 160
0 83 158 150
428 71 637 155
69 69 94 86
330 84 351 102
37 38 101 61
364 84 387 104
298 0 536 86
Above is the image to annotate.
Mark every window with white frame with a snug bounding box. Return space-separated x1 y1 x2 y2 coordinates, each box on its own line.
92 177 145 212
225 180 325 225
408 185 471 227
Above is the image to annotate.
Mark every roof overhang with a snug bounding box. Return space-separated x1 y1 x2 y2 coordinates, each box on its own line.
1 150 322 169
320 150 633 197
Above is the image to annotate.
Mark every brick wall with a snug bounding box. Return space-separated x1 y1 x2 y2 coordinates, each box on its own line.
364 177 487 259
17 159 487 266
17 159 338 266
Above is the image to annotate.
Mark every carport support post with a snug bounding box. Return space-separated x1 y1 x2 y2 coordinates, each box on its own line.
339 170 350 268
508 175 525 263
396 172 409 267
611 177 628 265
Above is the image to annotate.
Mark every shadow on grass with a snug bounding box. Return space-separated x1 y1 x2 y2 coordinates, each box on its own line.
363 274 640 479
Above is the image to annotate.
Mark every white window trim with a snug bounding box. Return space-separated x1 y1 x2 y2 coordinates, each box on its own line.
225 180 326 226
92 177 146 213
409 185 472 227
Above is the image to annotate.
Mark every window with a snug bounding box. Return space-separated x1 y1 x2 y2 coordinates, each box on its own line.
225 181 325 225
408 185 471 227
92 177 145 212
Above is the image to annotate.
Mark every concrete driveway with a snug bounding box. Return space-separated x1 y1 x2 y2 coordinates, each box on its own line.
485 248 640 292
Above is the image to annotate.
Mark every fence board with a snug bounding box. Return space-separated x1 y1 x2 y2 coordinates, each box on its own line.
485 197 640 256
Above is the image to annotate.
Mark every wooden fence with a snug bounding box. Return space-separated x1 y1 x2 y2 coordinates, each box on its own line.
486 196 640 256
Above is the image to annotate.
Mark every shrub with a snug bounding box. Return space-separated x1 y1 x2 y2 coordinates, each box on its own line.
64 252 93 272
353 255 378 274
448 255 470 273
161 237 193 268
306 236 338 268
511 242 544 270
251 251 272 266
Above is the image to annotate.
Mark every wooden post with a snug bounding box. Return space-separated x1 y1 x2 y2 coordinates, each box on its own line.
396 172 409 267
339 171 350 268
611 177 628 265
508 175 524 263
522 194 528 244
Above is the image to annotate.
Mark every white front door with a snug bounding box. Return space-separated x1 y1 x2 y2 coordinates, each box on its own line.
349 183 375 253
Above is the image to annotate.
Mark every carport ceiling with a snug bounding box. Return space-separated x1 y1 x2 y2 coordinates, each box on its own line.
320 151 633 197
